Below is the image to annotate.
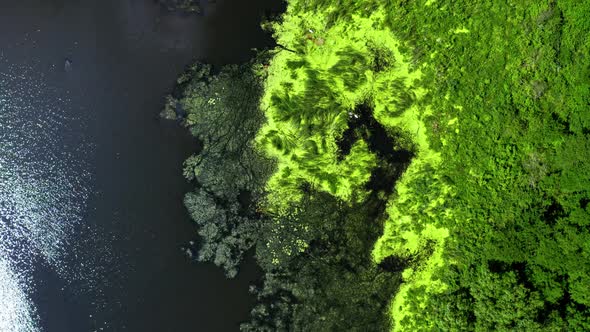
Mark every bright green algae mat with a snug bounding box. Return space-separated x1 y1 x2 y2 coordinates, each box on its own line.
257 0 590 330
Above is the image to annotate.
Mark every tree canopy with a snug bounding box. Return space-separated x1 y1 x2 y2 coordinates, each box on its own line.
169 0 590 330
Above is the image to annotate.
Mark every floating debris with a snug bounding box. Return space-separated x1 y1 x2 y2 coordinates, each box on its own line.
64 58 72 72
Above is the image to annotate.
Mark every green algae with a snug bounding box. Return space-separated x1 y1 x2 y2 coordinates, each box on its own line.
252 0 590 330
256 1 451 330
258 6 422 210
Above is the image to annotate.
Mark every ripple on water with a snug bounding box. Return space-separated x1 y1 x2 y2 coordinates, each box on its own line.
0 58 101 330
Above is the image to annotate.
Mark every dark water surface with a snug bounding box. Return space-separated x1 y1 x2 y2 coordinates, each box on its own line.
0 0 282 331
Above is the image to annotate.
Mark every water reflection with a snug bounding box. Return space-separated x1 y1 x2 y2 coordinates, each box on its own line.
0 59 94 330
0 256 38 332
0 0 283 329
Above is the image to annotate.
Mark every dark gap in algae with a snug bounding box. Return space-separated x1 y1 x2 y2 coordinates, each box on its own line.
337 103 413 163
378 255 412 272
336 104 415 274
337 103 413 196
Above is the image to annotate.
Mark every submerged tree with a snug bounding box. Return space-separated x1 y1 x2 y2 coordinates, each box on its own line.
168 0 590 330
169 58 406 329
171 60 274 277
243 190 402 332
157 0 201 14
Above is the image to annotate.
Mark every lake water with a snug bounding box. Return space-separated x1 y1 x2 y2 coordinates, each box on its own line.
0 0 283 330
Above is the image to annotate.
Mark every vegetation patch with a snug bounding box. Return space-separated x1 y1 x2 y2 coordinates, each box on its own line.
169 0 590 330
259 0 590 330
168 52 407 330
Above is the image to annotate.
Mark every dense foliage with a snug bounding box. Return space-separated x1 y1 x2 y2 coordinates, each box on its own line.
377 1 590 330
243 191 401 332
166 62 273 277
256 0 590 330
171 56 404 329
170 0 590 330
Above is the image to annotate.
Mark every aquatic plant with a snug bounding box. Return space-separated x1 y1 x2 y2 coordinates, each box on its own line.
171 61 273 277
173 0 590 329
256 0 590 330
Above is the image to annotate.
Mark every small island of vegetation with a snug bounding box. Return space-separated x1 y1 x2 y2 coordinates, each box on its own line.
165 0 590 330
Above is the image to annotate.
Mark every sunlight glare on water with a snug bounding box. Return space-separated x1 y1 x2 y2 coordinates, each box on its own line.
0 255 39 332
0 57 95 330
